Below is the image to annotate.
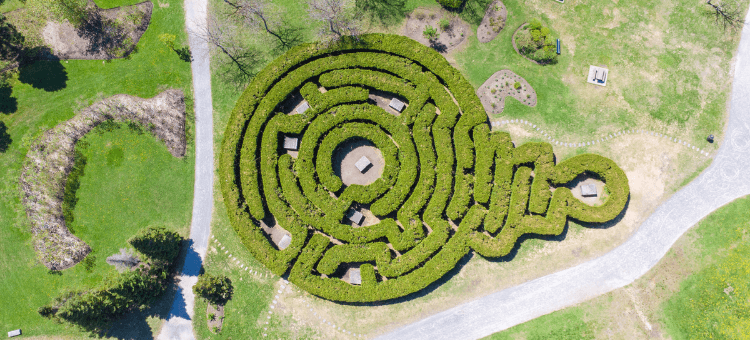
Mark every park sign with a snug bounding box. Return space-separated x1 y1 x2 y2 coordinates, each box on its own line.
219 34 629 302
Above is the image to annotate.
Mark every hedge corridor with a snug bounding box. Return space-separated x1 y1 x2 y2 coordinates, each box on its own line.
219 34 630 302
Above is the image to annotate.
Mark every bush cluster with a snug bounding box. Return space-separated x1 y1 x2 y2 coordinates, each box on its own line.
516 20 558 64
219 34 628 302
436 0 465 9
194 274 234 306
38 227 182 331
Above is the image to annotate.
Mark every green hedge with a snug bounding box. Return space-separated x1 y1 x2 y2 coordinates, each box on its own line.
219 34 629 302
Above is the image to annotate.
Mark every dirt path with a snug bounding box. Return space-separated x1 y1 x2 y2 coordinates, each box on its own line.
377 8 750 340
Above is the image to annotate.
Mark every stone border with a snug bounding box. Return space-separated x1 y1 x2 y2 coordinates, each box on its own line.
19 90 186 270
490 118 712 157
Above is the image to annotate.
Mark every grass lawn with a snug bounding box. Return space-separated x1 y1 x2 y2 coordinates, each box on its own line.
486 194 750 339
454 0 744 150
0 0 194 337
201 0 746 338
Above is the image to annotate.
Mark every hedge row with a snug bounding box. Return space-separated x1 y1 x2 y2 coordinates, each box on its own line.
220 34 630 301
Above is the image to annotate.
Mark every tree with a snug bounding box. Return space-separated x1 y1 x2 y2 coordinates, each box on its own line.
222 0 301 49
128 226 182 263
706 0 745 30
0 14 25 63
193 13 261 84
194 274 234 306
307 0 364 43
355 0 406 26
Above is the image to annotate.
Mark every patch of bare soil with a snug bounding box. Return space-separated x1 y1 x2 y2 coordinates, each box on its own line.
402 7 469 54
334 140 384 186
42 1 152 60
19 90 186 270
478 69 537 115
477 0 507 43
207 303 225 333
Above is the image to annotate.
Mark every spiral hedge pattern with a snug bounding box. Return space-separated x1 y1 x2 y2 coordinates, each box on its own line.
219 34 630 302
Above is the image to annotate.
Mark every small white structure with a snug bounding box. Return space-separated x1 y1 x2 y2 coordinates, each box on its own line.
581 183 598 197
587 66 609 86
354 155 372 173
296 101 310 114
347 209 365 225
278 234 292 250
283 136 299 150
389 98 405 112
349 268 362 285
8 329 21 338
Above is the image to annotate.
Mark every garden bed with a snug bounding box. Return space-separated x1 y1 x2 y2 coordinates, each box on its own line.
402 7 470 53
477 69 537 115
477 0 507 43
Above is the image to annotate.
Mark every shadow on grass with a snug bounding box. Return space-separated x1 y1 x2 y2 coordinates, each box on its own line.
0 82 17 114
103 239 197 339
0 121 11 152
18 60 68 92
357 0 407 27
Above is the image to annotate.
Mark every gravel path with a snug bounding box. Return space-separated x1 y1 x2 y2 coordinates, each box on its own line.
378 10 750 340
157 0 213 339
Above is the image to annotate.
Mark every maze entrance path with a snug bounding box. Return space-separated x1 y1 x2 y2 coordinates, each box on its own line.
220 34 629 303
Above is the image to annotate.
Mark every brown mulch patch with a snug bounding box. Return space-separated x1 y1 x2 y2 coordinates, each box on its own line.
477 69 537 115
41 0 152 60
402 7 470 54
477 0 508 43
207 303 225 333
19 90 186 270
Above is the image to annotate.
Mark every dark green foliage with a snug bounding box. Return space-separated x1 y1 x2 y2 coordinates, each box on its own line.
0 14 25 62
436 0 465 9
423 25 440 40
128 226 182 263
219 34 628 302
38 227 183 331
516 20 558 64
194 274 234 306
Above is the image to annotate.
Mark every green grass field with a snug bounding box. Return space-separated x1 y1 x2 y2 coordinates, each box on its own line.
486 194 750 339
0 0 194 337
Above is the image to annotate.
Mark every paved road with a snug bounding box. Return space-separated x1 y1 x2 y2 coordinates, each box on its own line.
157 0 213 339
379 10 750 340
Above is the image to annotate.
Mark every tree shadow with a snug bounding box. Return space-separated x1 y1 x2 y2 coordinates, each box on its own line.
18 60 68 92
0 82 17 114
457 0 492 26
0 121 11 153
272 26 305 53
77 11 133 58
357 0 407 27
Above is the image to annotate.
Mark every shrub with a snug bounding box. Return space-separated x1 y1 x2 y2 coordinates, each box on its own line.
517 21 558 64
514 82 521 89
436 0 464 9
423 25 440 40
194 274 234 306
438 18 451 31
128 226 182 263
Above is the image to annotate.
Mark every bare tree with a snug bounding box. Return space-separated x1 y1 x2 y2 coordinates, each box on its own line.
222 0 300 49
706 0 745 30
193 14 260 84
307 0 364 43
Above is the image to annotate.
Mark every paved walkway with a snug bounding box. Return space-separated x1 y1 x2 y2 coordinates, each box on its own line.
379 10 750 340
157 0 213 339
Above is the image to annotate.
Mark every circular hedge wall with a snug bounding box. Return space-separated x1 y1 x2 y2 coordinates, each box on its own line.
219 34 630 302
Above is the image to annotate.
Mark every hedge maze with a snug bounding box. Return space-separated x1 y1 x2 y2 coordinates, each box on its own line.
219 34 630 302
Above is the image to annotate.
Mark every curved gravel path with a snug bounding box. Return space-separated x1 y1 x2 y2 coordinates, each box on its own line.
157 0 212 339
378 10 750 340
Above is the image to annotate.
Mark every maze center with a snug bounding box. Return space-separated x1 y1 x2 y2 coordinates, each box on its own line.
334 140 385 187
220 34 630 302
